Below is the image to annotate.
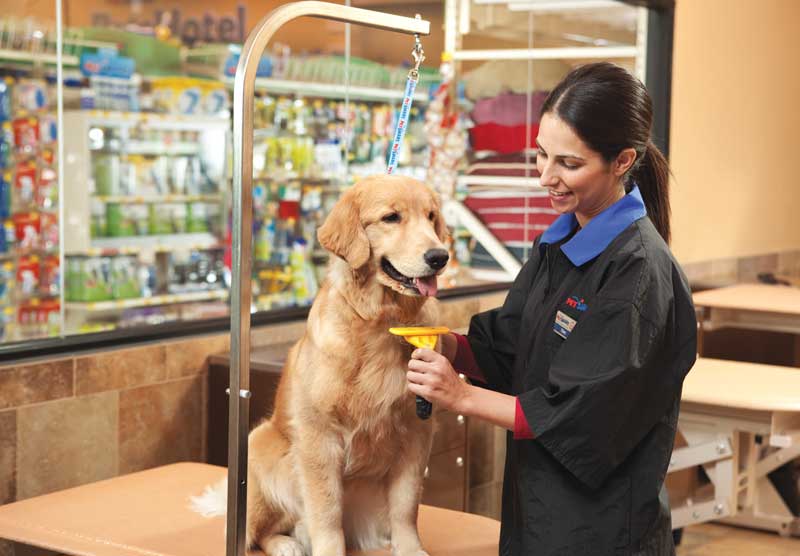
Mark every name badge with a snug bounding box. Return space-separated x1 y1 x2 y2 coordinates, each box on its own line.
553 310 577 339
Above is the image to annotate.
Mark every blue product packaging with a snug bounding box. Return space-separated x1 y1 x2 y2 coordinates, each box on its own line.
0 79 11 123
0 174 10 219
224 53 272 78
16 81 48 112
0 123 11 169
39 115 58 144
80 50 136 79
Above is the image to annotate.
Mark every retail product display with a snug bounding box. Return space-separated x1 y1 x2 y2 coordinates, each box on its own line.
61 111 230 333
425 54 468 199
220 47 442 93
252 180 326 310
0 77 60 342
251 92 427 180
150 77 230 116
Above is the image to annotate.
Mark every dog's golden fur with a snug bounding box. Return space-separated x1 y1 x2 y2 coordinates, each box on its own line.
246 175 449 556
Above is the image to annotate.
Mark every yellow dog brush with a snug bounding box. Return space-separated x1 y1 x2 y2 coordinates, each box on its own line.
390 326 450 420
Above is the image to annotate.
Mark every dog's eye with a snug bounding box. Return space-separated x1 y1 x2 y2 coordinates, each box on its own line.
382 212 401 224
428 211 435 221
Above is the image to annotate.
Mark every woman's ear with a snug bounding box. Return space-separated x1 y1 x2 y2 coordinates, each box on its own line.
317 189 370 269
614 148 638 177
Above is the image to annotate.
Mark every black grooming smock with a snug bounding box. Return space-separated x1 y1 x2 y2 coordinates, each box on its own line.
467 187 697 555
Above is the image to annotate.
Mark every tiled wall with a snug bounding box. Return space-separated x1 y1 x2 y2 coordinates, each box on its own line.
0 291 506 554
681 249 800 288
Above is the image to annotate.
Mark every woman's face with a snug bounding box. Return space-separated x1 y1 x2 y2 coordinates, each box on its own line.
536 113 635 226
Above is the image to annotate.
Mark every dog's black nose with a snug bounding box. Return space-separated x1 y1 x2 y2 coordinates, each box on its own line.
424 248 449 270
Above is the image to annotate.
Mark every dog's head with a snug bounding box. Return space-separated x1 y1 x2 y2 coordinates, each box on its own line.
317 175 450 297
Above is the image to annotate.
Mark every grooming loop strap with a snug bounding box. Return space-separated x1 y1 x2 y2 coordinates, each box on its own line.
387 24 425 175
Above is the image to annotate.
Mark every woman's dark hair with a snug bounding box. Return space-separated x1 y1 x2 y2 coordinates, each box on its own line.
540 62 671 244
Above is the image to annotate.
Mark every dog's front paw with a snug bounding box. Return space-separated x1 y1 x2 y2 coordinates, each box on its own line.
392 549 429 556
263 535 305 556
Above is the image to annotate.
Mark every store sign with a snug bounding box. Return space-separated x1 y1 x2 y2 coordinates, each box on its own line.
92 5 246 46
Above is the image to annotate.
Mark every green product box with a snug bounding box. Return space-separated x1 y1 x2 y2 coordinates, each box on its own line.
106 203 136 237
68 257 113 302
111 256 141 300
148 204 174 235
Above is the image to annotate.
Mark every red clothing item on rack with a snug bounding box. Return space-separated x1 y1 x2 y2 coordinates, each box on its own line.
469 122 540 155
453 333 534 440
470 91 549 127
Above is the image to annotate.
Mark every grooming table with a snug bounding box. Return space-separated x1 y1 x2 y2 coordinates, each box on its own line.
671 357 800 536
693 283 800 358
0 463 499 556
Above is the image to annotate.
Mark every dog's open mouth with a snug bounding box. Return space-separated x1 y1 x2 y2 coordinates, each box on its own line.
380 257 438 297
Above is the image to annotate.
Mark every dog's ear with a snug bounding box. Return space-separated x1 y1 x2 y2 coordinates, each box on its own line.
317 189 370 269
432 197 450 243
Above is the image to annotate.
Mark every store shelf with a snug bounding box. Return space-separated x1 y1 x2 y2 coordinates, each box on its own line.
224 77 429 104
90 233 221 252
80 111 231 130
457 175 541 188
477 0 622 11
0 48 79 67
71 246 142 257
0 248 60 260
451 45 639 61
65 289 229 312
91 141 202 156
93 194 223 204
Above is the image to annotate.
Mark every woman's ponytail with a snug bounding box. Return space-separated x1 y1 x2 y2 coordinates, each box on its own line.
632 140 671 244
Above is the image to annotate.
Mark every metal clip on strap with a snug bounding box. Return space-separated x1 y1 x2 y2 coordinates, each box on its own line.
410 33 425 80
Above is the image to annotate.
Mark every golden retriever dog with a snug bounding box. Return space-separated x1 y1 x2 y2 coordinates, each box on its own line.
246 175 449 556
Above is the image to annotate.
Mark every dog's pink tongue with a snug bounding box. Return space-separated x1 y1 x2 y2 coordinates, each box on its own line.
414 276 438 297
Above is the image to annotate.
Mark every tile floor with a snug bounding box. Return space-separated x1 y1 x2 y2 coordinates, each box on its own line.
677 523 800 555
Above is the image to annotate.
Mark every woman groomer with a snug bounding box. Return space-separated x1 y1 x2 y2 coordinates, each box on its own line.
406 62 697 555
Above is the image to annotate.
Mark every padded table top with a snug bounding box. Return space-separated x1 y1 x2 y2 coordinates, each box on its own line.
693 283 800 315
682 357 800 412
0 463 499 556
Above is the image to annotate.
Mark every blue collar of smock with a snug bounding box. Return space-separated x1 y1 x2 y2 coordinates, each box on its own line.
540 185 647 266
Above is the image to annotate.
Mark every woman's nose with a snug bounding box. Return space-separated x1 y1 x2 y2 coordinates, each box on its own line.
538 160 559 187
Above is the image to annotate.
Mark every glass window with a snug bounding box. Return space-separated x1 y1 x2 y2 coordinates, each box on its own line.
0 0 653 348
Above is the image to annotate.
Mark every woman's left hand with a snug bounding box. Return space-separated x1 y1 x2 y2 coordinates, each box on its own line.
407 348 472 414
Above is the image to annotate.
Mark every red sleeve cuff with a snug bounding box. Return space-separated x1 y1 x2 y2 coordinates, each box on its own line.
452 333 485 383
514 397 534 439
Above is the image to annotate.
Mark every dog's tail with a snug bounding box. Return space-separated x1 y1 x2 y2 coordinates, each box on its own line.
189 477 228 517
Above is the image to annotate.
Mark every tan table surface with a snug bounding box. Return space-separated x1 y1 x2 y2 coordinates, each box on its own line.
0 463 499 556
693 283 800 315
683 358 800 412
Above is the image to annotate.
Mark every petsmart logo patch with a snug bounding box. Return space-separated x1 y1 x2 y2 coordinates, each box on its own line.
565 296 588 312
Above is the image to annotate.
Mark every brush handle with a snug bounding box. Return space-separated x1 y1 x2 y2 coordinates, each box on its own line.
416 395 432 420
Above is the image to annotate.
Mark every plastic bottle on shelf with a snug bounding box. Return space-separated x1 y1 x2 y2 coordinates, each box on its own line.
255 215 275 263
0 262 13 305
0 123 12 169
0 172 10 219
273 216 294 266
290 238 318 306
0 79 12 123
